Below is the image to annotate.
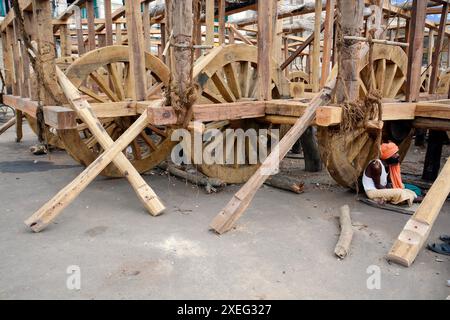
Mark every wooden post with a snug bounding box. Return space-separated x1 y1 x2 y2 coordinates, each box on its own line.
125 0 147 100
257 0 277 101
193 0 202 58
1 30 12 94
429 2 449 94
32 0 62 105
143 1 151 52
115 22 122 45
169 0 195 125
422 130 447 181
59 25 72 57
205 0 214 46
86 0 96 51
23 10 38 100
104 0 113 46
387 155 450 267
321 0 335 88
74 5 85 55
335 0 365 103
312 0 322 93
405 0 427 102
218 0 226 45
427 29 435 92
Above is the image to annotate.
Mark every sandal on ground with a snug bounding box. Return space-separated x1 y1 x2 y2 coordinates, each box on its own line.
427 243 450 256
439 235 450 244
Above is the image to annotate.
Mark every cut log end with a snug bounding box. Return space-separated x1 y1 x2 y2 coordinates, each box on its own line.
334 205 353 259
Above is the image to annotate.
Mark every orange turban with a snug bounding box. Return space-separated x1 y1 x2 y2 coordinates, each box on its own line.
380 142 399 160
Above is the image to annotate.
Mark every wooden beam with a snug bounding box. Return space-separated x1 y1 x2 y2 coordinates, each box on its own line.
312 0 323 92
169 0 195 125
43 106 77 129
205 0 215 46
429 2 449 93
336 0 365 103
257 0 277 101
86 0 96 51
218 0 226 44
405 0 427 101
125 0 147 100
104 0 113 46
387 156 450 267
321 0 335 87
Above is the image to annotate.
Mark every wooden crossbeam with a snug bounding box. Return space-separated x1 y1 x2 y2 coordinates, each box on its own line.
24 67 165 233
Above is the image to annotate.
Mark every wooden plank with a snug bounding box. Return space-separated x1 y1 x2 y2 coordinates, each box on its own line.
205 0 214 46
143 1 151 51
125 0 147 100
312 0 323 92
43 106 77 129
104 0 113 46
74 6 85 55
387 156 450 267
257 0 277 101
24 67 166 232
321 0 335 87
416 102 450 119
3 95 38 117
86 0 96 51
194 101 266 122
218 0 226 44
147 106 178 125
429 3 448 94
405 0 427 101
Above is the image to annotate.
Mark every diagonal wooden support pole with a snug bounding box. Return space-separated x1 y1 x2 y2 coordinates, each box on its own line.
210 78 336 234
24 68 165 232
387 156 450 267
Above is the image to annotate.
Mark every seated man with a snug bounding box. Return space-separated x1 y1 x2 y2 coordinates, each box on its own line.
363 142 417 206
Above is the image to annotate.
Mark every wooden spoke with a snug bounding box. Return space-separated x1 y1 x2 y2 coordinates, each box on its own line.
146 82 164 99
79 86 109 103
239 61 250 97
107 63 125 100
383 63 398 96
90 71 120 102
211 71 236 102
140 132 158 151
376 59 386 94
147 125 168 138
223 63 242 100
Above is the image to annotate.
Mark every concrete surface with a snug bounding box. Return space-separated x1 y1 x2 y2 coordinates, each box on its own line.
0 123 449 300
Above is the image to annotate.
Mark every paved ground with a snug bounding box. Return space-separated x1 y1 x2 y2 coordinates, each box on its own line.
0 124 449 300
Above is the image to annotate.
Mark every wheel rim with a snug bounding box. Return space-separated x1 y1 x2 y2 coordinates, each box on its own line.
194 44 286 184
59 46 175 177
319 44 409 188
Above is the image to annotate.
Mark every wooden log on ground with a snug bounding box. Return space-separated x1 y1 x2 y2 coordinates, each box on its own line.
264 174 305 194
387 156 450 267
0 117 16 135
158 162 225 194
334 205 353 259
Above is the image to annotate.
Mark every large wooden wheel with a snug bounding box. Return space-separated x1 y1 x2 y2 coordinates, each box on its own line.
194 44 287 184
59 46 175 177
319 44 409 188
